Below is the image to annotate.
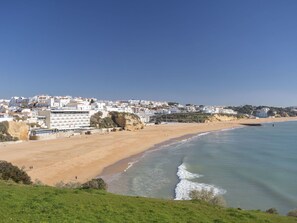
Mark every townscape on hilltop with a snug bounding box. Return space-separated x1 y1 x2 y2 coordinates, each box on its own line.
0 94 297 142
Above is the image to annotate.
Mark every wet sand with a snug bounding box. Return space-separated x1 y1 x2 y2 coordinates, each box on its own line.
0 117 296 185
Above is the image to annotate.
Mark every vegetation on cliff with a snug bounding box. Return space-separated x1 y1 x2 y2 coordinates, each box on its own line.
90 112 117 129
91 111 144 131
0 180 296 223
151 112 210 123
227 105 297 117
151 112 244 124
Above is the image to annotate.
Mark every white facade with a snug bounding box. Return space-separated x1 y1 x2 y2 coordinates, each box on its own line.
9 97 29 107
50 97 72 108
29 95 51 107
38 110 90 130
219 108 237 115
256 108 270 118
0 114 13 122
0 105 8 113
91 102 106 110
202 106 220 114
136 113 152 123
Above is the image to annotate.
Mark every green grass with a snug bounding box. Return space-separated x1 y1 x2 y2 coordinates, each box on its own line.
0 181 296 223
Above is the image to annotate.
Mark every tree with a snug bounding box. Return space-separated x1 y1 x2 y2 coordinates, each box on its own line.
90 112 103 127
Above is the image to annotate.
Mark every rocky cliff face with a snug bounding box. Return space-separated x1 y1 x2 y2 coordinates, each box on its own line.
207 114 243 122
110 112 144 131
7 121 29 140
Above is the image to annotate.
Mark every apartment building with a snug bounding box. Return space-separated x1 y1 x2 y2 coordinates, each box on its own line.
38 109 90 130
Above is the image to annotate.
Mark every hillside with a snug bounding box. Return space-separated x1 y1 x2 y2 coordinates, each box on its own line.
0 181 296 223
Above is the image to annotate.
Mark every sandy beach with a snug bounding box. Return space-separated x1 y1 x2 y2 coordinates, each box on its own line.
0 117 296 186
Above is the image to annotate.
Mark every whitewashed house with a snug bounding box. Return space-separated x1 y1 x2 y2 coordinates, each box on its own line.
256 108 270 118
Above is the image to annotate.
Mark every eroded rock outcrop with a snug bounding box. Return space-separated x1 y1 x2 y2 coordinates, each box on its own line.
110 112 144 131
7 121 29 140
207 114 243 122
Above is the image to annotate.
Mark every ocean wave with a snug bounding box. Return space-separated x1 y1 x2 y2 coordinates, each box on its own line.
175 163 226 200
177 163 203 180
124 161 138 172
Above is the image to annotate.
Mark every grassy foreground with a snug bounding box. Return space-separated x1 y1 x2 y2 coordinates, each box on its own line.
0 181 296 223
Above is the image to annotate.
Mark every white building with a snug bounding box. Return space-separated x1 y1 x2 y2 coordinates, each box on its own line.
201 106 220 114
29 95 52 107
91 102 106 110
219 108 237 115
38 109 90 130
9 97 29 108
50 96 72 108
0 114 13 122
256 108 270 118
0 104 8 113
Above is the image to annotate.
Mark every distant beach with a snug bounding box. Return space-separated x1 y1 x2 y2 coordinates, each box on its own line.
0 117 296 186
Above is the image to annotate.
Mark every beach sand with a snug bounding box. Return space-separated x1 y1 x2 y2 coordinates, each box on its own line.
0 117 296 185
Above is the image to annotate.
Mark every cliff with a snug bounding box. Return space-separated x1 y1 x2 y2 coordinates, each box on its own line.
110 112 144 131
7 121 29 141
207 114 244 122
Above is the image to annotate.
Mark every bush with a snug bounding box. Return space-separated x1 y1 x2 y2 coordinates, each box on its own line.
55 181 81 189
0 133 18 142
81 178 107 190
189 188 226 207
0 121 9 134
287 209 297 217
265 208 278 214
0 160 32 184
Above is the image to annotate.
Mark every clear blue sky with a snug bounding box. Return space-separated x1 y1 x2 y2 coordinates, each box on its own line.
1 0 297 106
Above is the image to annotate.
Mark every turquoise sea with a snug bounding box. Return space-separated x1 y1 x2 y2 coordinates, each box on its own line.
108 121 297 214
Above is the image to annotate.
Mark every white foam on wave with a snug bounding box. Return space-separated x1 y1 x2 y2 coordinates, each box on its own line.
219 127 243 132
175 163 226 200
177 163 203 180
124 161 138 172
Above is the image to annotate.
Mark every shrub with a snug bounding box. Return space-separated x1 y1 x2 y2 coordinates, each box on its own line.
33 179 44 186
0 134 18 142
54 181 81 189
81 178 107 190
0 160 32 184
64 181 82 189
0 121 9 133
55 181 66 188
287 209 297 217
189 188 226 207
265 208 278 214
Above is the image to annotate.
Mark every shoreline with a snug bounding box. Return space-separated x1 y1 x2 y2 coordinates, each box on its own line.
99 132 203 183
99 118 297 183
0 117 297 186
99 127 242 184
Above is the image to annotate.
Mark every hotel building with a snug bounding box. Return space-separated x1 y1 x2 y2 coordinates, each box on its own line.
38 109 90 130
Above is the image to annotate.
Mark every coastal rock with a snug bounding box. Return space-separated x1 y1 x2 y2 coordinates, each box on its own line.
110 112 144 131
7 121 29 140
207 114 243 122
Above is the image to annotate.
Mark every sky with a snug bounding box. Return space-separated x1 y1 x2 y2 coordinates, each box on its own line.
0 0 297 106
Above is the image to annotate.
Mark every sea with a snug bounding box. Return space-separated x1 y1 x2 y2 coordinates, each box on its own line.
107 121 297 214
